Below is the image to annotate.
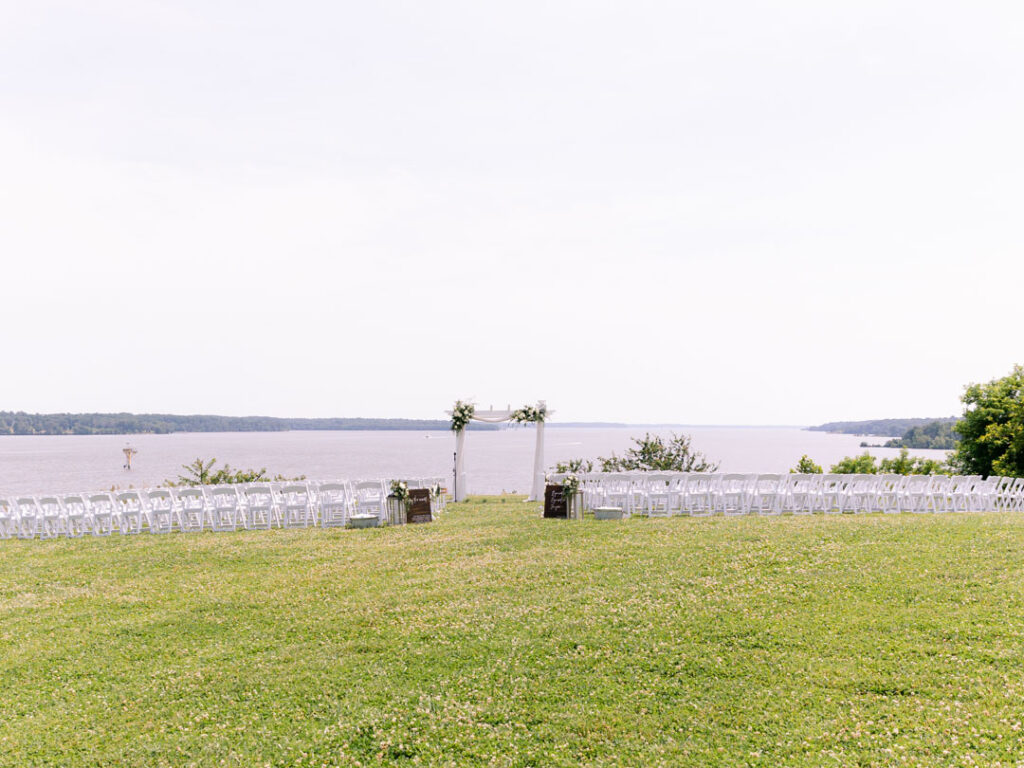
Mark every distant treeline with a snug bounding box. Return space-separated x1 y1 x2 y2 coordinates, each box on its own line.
808 417 958 438
883 420 959 450
0 412 499 436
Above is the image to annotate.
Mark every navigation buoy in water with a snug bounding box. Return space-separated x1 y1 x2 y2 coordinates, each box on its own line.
123 444 138 471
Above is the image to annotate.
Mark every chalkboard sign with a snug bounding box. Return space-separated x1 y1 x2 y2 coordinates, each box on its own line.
406 488 433 524
544 484 569 519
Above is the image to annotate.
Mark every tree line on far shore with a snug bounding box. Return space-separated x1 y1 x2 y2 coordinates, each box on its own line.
812 417 960 450
0 412 498 435
880 420 958 450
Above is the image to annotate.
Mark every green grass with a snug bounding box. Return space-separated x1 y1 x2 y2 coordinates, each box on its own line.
4 500 1024 766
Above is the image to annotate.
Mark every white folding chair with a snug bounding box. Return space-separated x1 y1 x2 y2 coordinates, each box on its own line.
682 474 718 516
969 476 1000 511
14 497 41 539
820 475 845 514
61 494 92 537
114 491 147 534
644 474 674 517
144 489 177 533
840 475 877 514
714 474 753 516
1004 477 1024 512
240 484 278 529
947 475 977 512
174 488 208 532
87 493 117 536
995 477 1017 511
899 475 933 513
205 486 241 532
352 480 387 522
784 474 820 514
928 475 953 513
318 482 354 527
280 484 316 528
874 474 901 514
0 499 17 539
750 474 785 515
37 496 68 539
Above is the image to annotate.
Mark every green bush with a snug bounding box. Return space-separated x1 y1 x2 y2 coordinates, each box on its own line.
790 455 823 473
167 457 305 486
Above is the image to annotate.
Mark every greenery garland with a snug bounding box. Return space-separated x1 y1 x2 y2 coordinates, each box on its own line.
510 403 547 424
450 401 475 432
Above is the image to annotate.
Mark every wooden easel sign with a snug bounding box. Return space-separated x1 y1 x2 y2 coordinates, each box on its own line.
406 488 433 524
543 484 568 519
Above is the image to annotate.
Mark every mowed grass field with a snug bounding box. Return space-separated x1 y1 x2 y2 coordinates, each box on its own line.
4 499 1024 767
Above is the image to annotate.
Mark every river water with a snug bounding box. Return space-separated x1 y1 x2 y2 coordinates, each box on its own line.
0 427 952 497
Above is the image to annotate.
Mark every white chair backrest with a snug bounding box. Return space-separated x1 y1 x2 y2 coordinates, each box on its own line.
206 485 240 504
903 475 932 492
244 484 275 500
821 474 844 490
16 497 40 514
790 473 821 492
719 474 747 492
174 488 206 508
755 474 782 491
37 496 62 513
61 495 87 514
115 491 145 508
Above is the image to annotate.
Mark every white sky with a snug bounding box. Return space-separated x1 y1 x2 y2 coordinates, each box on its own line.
1 1 1021 425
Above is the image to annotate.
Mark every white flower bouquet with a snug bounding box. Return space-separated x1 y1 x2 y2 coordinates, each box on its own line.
510 403 547 424
390 479 410 503
450 401 475 432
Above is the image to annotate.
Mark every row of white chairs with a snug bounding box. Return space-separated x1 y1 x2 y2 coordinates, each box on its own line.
554 472 1024 516
0 477 447 540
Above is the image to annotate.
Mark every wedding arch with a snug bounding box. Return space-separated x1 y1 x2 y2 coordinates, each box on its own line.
447 400 550 502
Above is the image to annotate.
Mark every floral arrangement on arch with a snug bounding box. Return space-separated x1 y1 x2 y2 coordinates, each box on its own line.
510 403 547 424
390 479 410 503
450 400 475 432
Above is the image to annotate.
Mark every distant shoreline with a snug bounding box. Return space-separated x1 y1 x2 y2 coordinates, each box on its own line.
0 411 813 436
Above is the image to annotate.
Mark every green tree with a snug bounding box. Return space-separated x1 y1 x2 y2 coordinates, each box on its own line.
952 364 1024 477
896 420 959 450
830 448 949 475
174 457 217 485
168 457 304 487
790 455 823 473
830 452 879 474
553 458 594 474
598 433 718 473
878 447 949 475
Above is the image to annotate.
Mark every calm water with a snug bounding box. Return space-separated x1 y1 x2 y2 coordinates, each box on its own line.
0 427 953 497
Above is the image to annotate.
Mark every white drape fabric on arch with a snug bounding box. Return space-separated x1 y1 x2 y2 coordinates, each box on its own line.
451 404 548 502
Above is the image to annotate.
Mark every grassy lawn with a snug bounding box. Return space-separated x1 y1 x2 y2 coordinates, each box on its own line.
3 498 1024 766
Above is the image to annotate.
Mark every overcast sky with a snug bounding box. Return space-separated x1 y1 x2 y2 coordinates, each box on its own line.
1 1 1021 424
